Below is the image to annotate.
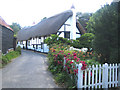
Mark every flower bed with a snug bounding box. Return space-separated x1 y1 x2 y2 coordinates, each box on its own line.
48 43 99 88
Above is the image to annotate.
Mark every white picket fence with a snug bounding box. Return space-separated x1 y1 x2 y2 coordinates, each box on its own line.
63 58 120 89
77 63 120 89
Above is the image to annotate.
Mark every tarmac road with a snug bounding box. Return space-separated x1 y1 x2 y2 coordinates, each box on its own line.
2 50 59 88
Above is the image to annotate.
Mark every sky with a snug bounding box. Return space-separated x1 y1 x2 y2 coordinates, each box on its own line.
0 0 113 27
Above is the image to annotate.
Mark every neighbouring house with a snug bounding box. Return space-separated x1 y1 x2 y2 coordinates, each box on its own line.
0 16 14 54
17 5 86 53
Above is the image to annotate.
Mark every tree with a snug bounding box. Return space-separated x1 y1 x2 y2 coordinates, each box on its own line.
78 33 95 52
86 2 119 63
76 12 92 30
10 23 21 37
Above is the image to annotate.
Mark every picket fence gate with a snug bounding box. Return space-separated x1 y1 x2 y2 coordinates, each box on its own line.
63 58 120 89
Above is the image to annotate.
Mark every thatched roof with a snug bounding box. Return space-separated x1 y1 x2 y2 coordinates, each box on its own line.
17 10 73 41
76 20 86 35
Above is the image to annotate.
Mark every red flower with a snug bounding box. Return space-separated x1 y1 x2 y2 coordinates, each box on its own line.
58 61 60 64
74 56 77 60
80 61 87 70
64 55 66 57
66 58 69 62
91 72 92 76
67 66 70 69
76 59 79 62
80 61 83 63
73 53 77 56
70 61 73 64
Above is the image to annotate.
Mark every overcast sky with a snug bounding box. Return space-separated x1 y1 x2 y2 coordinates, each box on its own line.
0 0 113 27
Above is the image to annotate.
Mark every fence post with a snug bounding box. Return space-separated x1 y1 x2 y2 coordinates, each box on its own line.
102 63 108 88
118 64 120 87
63 57 66 69
77 63 83 89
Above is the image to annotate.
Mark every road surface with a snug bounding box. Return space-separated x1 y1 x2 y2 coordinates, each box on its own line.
2 50 59 88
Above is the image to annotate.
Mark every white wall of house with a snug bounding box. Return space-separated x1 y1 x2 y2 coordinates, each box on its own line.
57 7 78 39
18 37 49 53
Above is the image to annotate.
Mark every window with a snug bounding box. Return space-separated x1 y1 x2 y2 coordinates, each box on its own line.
64 32 70 39
28 41 30 46
39 36 41 39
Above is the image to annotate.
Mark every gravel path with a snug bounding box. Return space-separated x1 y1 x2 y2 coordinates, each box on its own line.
2 50 59 88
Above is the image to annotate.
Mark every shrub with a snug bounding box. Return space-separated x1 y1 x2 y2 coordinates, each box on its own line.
77 33 95 51
15 46 21 54
48 43 100 88
2 48 21 66
86 2 119 63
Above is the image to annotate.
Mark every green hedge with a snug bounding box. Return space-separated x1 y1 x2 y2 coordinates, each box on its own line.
2 46 21 66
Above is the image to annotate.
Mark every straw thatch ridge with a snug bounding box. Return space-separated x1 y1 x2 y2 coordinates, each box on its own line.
17 10 73 41
76 20 86 35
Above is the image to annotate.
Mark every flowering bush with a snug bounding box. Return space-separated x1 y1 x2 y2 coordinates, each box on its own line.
48 44 94 74
48 43 99 88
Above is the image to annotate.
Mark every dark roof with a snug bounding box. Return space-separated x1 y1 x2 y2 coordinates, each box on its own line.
0 16 13 31
76 20 86 35
17 10 73 41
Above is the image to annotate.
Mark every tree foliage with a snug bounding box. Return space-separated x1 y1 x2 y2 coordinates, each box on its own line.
76 12 92 30
10 23 21 37
86 2 119 63
78 33 94 51
44 33 94 52
44 34 72 47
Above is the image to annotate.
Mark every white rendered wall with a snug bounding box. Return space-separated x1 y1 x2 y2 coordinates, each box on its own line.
70 8 76 40
58 8 76 40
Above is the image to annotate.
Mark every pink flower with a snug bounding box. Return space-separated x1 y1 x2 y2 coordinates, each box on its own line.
76 59 79 62
66 58 69 62
64 55 66 57
58 61 60 64
74 56 77 60
80 61 83 63
73 53 77 56
66 58 69 61
59 51 62 53
70 61 73 64
74 69 76 72
68 53 70 55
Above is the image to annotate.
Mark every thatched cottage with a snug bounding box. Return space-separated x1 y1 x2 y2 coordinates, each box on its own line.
17 5 86 53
